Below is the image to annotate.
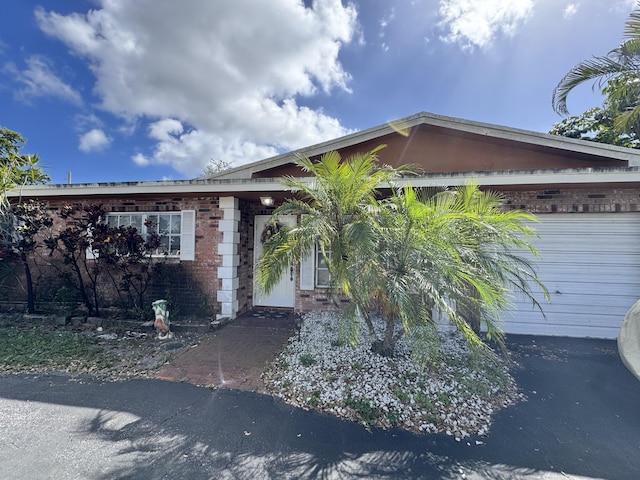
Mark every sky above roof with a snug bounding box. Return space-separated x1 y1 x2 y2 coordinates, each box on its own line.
0 0 636 184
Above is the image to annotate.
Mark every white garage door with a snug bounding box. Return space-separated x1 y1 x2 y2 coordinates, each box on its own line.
504 213 640 339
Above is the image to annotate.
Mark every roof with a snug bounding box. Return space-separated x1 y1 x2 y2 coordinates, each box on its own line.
9 111 640 199
207 111 640 180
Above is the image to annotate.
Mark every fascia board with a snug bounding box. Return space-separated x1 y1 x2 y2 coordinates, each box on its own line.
390 168 640 188
7 178 290 198
11 167 640 199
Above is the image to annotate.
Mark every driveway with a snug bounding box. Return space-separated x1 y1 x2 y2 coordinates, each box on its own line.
0 335 638 479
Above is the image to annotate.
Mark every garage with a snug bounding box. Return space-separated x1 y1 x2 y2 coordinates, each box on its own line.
504 213 640 339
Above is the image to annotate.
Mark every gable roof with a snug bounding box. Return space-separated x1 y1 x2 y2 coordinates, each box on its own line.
208 111 640 180
10 111 640 201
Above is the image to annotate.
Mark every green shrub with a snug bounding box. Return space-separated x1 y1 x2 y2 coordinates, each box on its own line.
345 396 379 423
299 353 316 367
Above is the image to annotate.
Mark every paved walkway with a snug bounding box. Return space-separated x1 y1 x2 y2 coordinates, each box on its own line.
156 310 297 391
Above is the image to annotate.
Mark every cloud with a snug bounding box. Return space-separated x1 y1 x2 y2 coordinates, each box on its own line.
35 0 358 176
132 119 279 175
379 8 396 36
438 0 535 51
563 3 579 19
78 128 111 152
611 0 637 13
10 55 82 105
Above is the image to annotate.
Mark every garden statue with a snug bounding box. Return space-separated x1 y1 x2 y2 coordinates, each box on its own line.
152 299 172 339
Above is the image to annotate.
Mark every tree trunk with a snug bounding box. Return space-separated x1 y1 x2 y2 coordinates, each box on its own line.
360 307 376 336
71 256 94 316
372 315 396 357
460 283 481 334
21 253 35 314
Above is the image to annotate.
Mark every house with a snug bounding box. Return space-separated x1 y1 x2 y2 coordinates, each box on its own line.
11 112 640 339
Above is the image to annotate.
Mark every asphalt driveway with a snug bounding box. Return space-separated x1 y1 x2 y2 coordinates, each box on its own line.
0 335 638 479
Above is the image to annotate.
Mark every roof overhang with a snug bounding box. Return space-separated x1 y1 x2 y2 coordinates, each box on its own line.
10 167 640 200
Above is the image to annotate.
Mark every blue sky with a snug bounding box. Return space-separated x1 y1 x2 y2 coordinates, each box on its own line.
0 0 636 184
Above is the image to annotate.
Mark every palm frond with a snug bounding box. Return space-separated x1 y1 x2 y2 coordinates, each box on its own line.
553 58 634 116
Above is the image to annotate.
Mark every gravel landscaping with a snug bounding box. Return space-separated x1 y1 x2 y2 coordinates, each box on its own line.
263 311 524 440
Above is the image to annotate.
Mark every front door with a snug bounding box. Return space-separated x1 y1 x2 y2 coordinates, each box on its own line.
253 215 296 308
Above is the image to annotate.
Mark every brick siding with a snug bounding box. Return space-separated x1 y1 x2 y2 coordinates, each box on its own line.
503 187 640 214
7 185 640 317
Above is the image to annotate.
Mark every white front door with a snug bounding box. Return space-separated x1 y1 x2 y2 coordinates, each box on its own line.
253 215 296 308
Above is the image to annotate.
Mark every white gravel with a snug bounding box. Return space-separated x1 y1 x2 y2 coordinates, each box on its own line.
263 311 524 440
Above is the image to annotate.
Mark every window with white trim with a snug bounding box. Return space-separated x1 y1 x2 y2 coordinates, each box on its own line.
300 245 332 290
106 212 188 257
316 248 331 287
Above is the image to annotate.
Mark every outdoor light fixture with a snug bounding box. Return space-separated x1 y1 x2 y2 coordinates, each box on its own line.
260 196 275 207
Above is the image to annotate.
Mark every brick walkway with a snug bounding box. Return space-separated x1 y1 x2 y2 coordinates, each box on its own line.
155 311 297 392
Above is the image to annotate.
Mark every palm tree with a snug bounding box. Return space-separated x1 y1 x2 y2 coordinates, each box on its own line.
257 149 546 357
255 146 401 334
552 6 640 136
368 184 547 355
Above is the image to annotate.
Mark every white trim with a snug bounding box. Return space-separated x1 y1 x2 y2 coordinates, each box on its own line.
11 167 640 200
391 168 640 188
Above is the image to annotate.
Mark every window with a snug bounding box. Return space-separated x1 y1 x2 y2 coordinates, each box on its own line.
106 211 192 258
300 245 331 290
315 248 331 287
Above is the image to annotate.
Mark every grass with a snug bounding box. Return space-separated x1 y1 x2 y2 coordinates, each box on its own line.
0 316 197 381
299 353 316 367
0 325 112 372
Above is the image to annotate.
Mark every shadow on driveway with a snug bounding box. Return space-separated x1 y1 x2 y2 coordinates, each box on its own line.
0 335 638 479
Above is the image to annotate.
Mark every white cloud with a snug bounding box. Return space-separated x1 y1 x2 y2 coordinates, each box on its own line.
35 0 358 176
379 8 396 36
132 119 279 175
563 3 579 19
611 1 637 13
11 55 82 105
438 0 535 51
78 128 111 152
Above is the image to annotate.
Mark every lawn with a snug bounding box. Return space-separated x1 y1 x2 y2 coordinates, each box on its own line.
0 316 194 380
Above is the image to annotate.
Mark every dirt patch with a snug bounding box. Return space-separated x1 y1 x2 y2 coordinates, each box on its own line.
0 314 204 381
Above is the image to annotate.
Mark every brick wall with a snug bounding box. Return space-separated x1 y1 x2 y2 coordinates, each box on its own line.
503 187 640 214
17 195 226 318
10 185 639 317
296 286 345 312
291 186 640 314
237 199 256 313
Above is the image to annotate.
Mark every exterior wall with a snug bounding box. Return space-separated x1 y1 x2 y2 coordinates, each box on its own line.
13 185 640 318
502 187 640 214
34 195 224 318
296 286 345 313
291 186 640 314
237 199 256 314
